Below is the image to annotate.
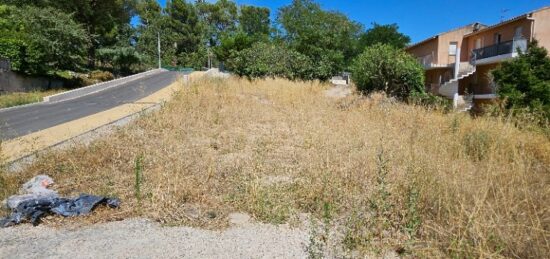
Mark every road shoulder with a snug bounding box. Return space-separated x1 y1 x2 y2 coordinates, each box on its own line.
2 72 204 163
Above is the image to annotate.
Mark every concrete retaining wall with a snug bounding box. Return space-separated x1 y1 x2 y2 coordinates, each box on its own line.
0 71 64 93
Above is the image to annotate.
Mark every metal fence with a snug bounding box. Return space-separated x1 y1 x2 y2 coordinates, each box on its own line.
163 66 194 73
472 38 528 60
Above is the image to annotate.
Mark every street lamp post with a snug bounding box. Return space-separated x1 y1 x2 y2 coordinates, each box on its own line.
157 32 161 69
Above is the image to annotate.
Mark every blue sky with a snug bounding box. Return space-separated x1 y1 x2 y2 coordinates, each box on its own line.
157 0 550 43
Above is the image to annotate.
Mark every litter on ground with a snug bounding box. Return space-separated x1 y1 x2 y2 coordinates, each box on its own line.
1 175 119 227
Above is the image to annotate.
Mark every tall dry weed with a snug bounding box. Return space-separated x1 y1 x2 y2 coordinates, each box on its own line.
1 77 548 257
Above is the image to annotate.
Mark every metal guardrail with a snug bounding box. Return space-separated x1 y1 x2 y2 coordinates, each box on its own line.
472 38 528 60
163 66 194 73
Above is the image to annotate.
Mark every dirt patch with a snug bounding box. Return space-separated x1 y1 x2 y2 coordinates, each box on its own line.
324 84 352 98
0 218 309 258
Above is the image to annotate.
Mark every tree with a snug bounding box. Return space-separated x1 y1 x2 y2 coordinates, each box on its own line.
492 41 550 120
2 0 137 68
136 0 205 68
166 0 203 55
351 44 424 99
213 5 271 66
239 5 270 37
359 23 411 50
0 5 90 75
97 23 143 76
136 0 166 67
136 0 161 26
196 0 238 47
213 31 255 64
231 42 313 80
277 0 363 80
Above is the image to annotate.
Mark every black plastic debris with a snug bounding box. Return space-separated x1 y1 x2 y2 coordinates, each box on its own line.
1 194 120 227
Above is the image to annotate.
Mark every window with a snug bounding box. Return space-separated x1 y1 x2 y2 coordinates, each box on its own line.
514 26 523 39
449 42 458 55
493 33 502 44
494 33 502 44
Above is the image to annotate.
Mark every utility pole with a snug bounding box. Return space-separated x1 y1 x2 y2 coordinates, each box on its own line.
157 32 161 69
207 47 212 69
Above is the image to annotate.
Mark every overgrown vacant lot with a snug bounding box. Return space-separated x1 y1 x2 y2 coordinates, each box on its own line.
1 77 549 257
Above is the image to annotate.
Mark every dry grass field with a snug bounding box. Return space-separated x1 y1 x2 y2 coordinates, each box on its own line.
1 77 549 257
0 89 65 109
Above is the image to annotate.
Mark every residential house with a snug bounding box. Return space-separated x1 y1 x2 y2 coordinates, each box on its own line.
406 23 486 97
406 6 550 109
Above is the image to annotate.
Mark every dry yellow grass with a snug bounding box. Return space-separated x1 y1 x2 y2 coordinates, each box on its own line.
0 89 65 109
1 77 549 257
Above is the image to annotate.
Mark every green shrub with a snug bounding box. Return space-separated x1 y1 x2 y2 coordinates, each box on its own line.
409 91 452 111
97 47 142 76
89 70 115 82
492 41 550 123
351 44 425 100
0 5 90 75
0 38 25 71
230 42 314 80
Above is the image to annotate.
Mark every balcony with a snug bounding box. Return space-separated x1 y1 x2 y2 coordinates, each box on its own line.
472 38 528 64
417 54 449 70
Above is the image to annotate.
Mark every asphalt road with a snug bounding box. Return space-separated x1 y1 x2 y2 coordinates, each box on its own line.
0 71 179 140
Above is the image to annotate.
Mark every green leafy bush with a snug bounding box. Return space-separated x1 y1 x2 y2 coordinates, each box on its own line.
0 38 25 71
277 0 363 80
230 42 314 80
0 5 90 75
409 91 452 111
492 41 550 123
351 44 425 99
97 47 142 76
89 70 115 82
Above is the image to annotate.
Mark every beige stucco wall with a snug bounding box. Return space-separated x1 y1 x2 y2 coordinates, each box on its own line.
437 26 475 65
407 25 477 66
533 8 550 51
406 38 438 63
463 18 533 61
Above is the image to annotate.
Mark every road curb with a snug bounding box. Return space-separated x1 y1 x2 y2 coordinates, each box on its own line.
3 71 206 171
0 69 165 113
5 102 163 172
43 69 165 103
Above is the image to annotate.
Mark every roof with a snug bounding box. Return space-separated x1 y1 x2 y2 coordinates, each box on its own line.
407 6 550 49
406 23 485 50
465 6 550 37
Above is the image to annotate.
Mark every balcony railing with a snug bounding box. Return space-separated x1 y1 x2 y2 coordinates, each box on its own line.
472 38 528 60
417 54 434 67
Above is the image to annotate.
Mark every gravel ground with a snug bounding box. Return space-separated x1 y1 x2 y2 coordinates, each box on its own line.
324 85 352 98
0 217 309 259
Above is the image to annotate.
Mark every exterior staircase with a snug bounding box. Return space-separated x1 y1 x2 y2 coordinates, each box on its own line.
454 93 474 112
438 61 476 98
